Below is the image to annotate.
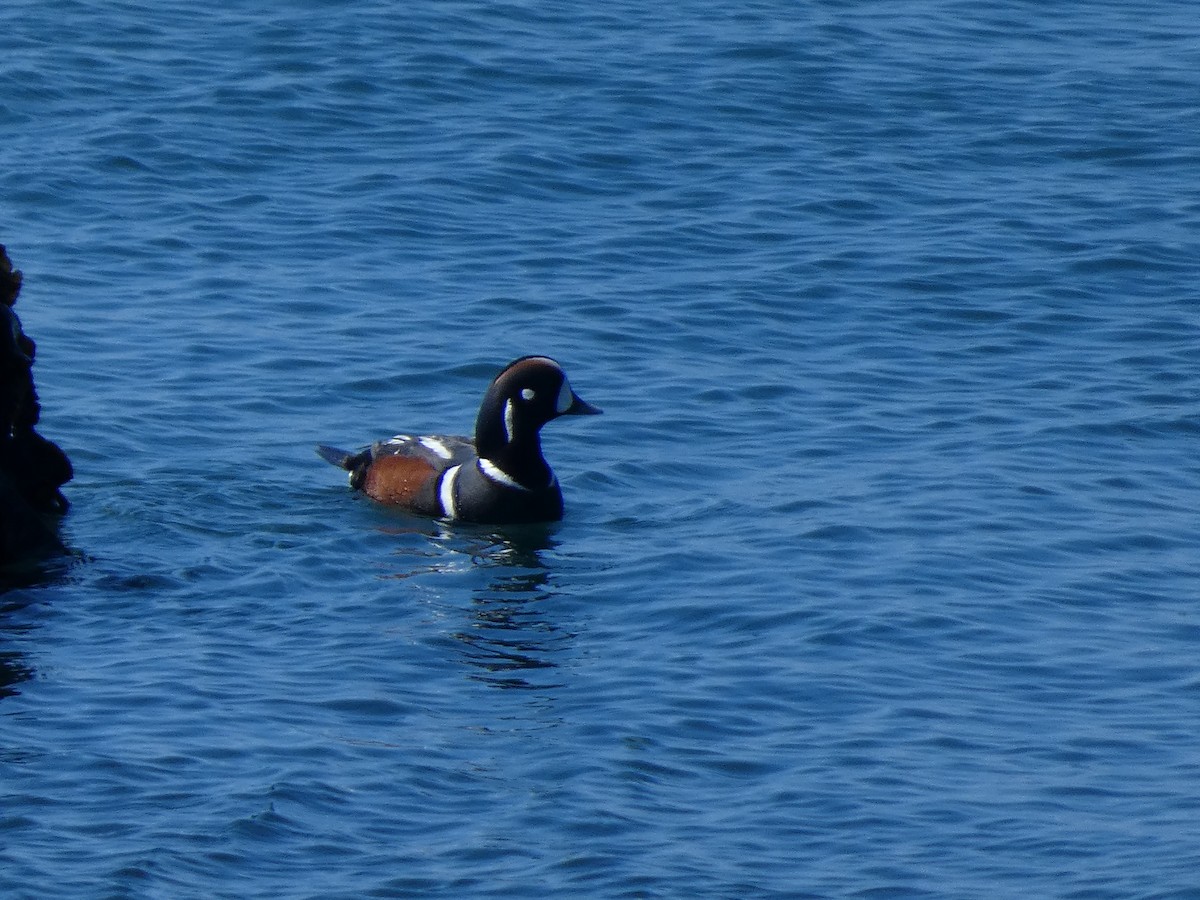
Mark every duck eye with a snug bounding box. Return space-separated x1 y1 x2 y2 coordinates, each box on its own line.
520 388 536 401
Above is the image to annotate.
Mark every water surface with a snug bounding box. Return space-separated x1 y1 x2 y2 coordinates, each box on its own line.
4 0 1200 896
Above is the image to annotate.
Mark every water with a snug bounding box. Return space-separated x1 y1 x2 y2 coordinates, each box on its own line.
4 0 1200 896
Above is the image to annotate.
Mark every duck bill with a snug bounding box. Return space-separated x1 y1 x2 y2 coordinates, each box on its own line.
563 392 602 416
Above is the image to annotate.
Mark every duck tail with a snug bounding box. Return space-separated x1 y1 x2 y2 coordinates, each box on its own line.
316 444 355 470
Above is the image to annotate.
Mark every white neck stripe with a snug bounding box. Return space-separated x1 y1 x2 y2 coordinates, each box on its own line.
439 464 462 518
478 458 531 492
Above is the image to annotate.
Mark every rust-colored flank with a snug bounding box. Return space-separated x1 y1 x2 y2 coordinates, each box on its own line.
361 454 437 506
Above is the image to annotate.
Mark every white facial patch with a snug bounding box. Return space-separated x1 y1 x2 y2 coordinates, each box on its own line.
438 464 462 518
418 436 453 459
521 388 535 401
504 398 515 443
556 377 574 414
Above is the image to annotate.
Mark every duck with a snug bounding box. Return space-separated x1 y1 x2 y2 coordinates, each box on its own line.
317 356 600 523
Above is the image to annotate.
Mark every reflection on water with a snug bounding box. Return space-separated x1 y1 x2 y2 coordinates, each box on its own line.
384 520 572 690
0 556 72 700
456 574 564 690
445 525 570 691
0 649 34 699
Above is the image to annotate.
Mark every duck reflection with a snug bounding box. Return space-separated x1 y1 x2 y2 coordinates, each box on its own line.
381 520 572 689
446 525 570 690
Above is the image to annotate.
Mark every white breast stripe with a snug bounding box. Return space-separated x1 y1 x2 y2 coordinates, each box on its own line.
503 398 515 443
439 464 462 518
478 458 531 491
419 436 453 459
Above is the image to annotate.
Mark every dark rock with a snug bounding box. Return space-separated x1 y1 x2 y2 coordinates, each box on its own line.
1 245 72 567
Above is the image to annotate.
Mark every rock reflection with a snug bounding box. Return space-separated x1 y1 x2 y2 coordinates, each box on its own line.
0 648 34 699
1 560 72 700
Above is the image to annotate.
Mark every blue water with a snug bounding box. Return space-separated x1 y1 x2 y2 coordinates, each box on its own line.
4 0 1200 896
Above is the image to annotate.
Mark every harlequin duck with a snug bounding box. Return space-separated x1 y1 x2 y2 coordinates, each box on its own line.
317 356 600 524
